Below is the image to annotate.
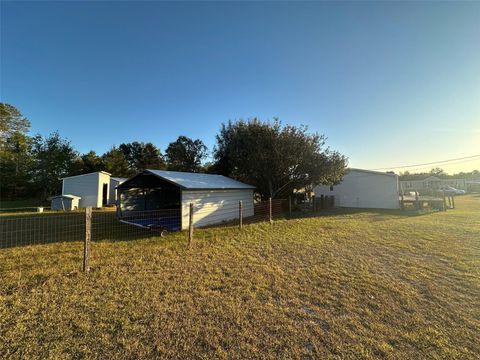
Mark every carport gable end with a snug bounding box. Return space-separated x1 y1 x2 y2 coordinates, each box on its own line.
117 170 255 230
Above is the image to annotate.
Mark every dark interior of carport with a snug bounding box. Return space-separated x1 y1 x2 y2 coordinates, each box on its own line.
117 172 181 213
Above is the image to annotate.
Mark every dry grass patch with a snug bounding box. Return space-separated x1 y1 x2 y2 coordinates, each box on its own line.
1 196 479 359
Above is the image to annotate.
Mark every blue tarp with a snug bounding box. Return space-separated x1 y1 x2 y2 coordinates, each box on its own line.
119 216 181 232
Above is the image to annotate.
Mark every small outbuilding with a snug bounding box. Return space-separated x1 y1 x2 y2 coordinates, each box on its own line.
117 170 255 230
51 194 81 211
62 171 112 208
313 168 400 209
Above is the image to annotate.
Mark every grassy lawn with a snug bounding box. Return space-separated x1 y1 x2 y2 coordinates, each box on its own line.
1 196 479 359
0 199 49 210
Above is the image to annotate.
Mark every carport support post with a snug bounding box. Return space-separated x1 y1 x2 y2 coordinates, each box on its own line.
239 200 243 229
269 197 273 223
83 207 92 272
188 202 194 246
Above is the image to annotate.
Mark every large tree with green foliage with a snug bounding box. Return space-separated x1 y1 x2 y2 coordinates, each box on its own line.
213 119 347 199
31 132 78 198
165 136 208 172
0 103 33 199
119 142 165 172
102 146 132 177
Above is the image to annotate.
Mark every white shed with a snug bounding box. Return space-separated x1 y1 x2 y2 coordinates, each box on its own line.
313 168 400 209
109 177 127 205
62 171 111 208
51 194 81 211
117 170 255 230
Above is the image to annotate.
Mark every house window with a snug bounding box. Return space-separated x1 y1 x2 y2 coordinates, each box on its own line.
330 185 334 191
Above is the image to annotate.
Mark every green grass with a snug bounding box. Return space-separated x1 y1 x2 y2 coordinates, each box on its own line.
1 196 479 359
0 199 49 209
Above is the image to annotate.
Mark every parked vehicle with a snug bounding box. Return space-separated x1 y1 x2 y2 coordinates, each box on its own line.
439 186 466 195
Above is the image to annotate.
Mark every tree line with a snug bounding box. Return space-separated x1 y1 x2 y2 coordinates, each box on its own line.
1 103 347 201
399 168 480 181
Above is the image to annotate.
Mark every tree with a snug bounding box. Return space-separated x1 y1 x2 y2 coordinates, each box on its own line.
0 103 33 199
102 146 131 177
165 136 208 172
429 167 446 177
80 151 104 173
119 142 165 171
213 119 347 199
0 103 30 143
31 132 78 198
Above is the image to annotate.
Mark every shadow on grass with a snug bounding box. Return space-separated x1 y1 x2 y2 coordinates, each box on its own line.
289 206 441 221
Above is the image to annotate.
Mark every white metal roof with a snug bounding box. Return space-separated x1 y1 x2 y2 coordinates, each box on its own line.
51 194 81 199
61 171 111 180
348 168 398 177
111 177 127 183
145 169 255 190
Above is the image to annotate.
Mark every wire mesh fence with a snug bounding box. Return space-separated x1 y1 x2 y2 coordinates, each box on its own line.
0 197 324 273
0 211 85 248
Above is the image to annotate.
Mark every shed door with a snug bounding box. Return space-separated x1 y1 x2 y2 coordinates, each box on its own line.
102 183 108 206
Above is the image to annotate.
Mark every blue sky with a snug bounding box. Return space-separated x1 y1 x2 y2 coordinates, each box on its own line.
1 1 479 173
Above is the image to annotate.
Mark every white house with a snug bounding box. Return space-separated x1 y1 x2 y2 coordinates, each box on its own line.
117 170 255 230
313 168 400 209
62 171 112 208
400 176 467 191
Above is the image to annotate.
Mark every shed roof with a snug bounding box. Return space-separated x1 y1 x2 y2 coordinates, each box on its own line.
348 168 398 178
61 171 111 180
125 169 255 190
111 177 127 183
51 194 81 199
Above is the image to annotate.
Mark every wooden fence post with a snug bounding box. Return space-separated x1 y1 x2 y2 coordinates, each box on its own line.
188 202 194 246
269 197 272 223
330 195 335 208
239 200 243 229
320 194 324 210
288 196 292 217
83 207 92 272
443 190 447 211
312 195 316 212
451 196 455 209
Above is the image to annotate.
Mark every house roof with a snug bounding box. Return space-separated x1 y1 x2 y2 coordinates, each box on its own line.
129 169 255 190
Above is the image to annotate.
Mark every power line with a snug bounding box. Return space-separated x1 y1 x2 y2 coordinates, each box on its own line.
370 154 480 171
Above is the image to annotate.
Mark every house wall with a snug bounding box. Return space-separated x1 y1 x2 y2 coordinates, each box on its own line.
314 171 400 209
63 172 110 208
180 189 254 230
400 178 467 191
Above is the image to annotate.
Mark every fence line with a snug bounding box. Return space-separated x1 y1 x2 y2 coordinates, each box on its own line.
0 196 331 272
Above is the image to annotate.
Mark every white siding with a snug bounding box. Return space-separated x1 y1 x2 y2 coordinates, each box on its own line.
51 196 80 211
98 172 110 207
62 171 111 208
109 179 119 205
181 189 254 230
314 170 400 209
